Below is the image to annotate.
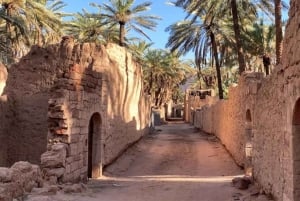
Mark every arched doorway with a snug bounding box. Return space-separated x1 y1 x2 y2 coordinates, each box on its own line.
292 99 300 200
88 113 102 179
245 109 253 176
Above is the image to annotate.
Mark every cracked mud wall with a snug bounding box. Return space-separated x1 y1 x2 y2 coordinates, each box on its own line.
0 41 150 178
2 45 63 166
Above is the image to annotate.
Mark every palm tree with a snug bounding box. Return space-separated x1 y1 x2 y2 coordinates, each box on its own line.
0 0 65 63
166 4 230 99
100 0 160 46
273 0 289 64
173 0 272 74
142 49 191 106
65 9 119 44
230 0 246 74
127 40 153 64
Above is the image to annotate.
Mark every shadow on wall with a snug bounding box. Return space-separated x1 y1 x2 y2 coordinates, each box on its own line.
0 41 150 174
42 42 150 183
0 45 61 166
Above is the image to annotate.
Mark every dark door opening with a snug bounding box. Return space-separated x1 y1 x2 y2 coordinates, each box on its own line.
88 113 102 179
245 109 253 176
293 99 300 200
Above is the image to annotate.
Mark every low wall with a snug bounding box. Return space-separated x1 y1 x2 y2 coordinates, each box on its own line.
194 73 263 166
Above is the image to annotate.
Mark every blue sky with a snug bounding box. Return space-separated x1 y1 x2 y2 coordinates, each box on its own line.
62 0 189 55
61 0 290 60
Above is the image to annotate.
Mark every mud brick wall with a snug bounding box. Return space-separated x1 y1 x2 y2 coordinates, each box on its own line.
194 73 263 166
253 0 300 200
192 0 300 199
0 40 150 181
2 45 61 166
44 43 150 182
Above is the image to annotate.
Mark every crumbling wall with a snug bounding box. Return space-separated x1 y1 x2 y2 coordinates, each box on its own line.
0 161 43 201
2 45 61 166
1 40 150 183
41 42 150 182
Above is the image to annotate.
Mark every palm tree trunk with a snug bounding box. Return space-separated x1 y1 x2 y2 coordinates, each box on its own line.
119 22 125 46
210 32 224 100
230 0 246 74
274 0 283 65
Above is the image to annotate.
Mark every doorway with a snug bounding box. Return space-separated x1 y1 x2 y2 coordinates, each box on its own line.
88 113 102 179
245 109 253 176
293 99 300 200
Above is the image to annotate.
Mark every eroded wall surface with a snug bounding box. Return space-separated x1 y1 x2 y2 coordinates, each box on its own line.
253 0 300 200
3 45 60 166
194 73 263 166
193 0 300 199
0 41 150 183
44 42 150 182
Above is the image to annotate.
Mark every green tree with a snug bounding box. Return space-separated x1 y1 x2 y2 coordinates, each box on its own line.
143 49 192 106
166 9 228 99
65 10 119 44
173 0 272 74
100 0 160 46
0 0 65 63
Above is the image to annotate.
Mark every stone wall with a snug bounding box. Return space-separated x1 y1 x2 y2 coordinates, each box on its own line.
192 0 300 199
0 40 150 182
0 161 43 201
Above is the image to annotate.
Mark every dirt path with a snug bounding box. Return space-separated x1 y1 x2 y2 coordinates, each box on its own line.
26 122 268 201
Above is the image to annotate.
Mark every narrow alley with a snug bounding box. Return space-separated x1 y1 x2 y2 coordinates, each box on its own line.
26 122 268 201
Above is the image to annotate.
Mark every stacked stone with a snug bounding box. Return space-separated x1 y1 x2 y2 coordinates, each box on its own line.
41 143 67 184
46 48 103 182
0 161 43 201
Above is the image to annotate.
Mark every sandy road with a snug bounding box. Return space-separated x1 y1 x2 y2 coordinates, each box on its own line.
27 122 267 201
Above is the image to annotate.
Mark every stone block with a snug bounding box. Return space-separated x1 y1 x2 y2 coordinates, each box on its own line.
41 143 67 168
0 168 12 183
68 143 78 156
70 161 79 172
71 127 81 135
70 134 80 143
43 167 65 178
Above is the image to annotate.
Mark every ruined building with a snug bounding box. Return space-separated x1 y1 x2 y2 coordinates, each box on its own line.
185 0 300 200
0 39 150 183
